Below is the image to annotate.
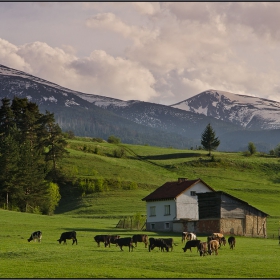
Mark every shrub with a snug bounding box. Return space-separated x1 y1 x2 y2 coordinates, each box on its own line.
108 135 121 144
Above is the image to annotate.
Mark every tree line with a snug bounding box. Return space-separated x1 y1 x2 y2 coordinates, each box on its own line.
0 97 68 214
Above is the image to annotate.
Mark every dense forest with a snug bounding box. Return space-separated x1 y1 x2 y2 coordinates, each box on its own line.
0 97 68 214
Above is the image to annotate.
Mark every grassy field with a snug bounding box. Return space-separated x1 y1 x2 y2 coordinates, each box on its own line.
2 138 280 278
1 209 280 278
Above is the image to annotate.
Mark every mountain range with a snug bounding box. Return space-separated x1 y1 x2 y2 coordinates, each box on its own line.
1 63 280 153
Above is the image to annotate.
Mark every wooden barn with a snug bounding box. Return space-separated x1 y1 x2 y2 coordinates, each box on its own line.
195 191 268 238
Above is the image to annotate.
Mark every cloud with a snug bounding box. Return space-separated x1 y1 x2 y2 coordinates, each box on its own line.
1 39 157 101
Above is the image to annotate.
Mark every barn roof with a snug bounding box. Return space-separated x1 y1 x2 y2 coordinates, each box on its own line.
142 178 215 201
197 191 269 216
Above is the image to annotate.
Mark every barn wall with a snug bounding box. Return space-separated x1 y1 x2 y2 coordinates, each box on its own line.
195 219 221 235
244 215 267 237
219 218 244 235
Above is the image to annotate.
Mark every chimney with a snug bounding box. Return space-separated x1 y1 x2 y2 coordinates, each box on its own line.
178 178 188 183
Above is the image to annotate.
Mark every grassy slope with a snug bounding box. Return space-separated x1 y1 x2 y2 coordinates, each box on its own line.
56 139 280 237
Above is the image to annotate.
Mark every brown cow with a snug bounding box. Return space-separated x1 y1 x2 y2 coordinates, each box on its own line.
212 233 224 238
208 240 219 255
198 241 208 256
228 236 236 249
132 234 148 248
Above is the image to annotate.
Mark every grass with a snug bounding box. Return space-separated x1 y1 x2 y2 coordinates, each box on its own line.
1 209 280 278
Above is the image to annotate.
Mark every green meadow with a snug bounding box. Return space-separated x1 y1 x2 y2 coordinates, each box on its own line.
1 137 280 278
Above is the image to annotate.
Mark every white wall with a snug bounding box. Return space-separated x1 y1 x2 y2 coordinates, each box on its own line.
145 199 176 223
176 182 213 220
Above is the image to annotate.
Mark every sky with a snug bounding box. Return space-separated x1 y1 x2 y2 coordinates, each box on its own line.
1 2 280 105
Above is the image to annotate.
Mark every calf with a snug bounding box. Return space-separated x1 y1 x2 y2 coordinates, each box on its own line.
27 231 42 243
182 232 188 243
228 236 236 250
108 235 120 246
115 237 134 252
198 241 208 256
182 240 201 252
220 237 227 246
207 236 222 248
57 231 77 245
132 234 148 248
149 237 169 252
208 240 219 255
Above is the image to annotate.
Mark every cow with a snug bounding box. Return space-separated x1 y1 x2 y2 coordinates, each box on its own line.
27 231 42 243
115 237 134 252
220 237 227 246
149 237 169 252
57 231 77 245
228 236 236 250
162 238 174 251
108 235 120 246
182 232 188 243
198 241 208 256
207 235 222 248
208 240 219 255
94 235 120 247
212 233 224 238
132 234 148 248
94 235 110 247
182 240 201 252
187 233 197 241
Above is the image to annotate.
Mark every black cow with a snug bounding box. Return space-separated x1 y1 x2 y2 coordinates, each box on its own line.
132 234 148 248
162 238 174 251
94 235 120 247
115 237 134 252
182 240 201 252
57 231 77 245
148 238 169 252
228 236 236 250
28 231 42 242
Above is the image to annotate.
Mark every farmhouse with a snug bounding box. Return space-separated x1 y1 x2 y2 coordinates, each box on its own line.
142 178 215 232
142 178 268 237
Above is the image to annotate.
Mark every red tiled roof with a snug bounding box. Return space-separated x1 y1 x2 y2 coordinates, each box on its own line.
142 178 215 201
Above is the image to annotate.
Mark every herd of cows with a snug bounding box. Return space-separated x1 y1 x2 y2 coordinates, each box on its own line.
27 230 236 256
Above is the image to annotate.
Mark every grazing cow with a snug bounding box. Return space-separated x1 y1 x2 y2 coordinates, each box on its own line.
182 232 188 243
220 237 227 246
212 233 224 238
108 235 120 246
115 237 134 252
182 240 201 252
132 234 148 248
57 231 77 245
149 238 169 252
187 233 197 241
27 231 42 243
228 236 236 250
207 236 222 248
162 238 174 251
94 235 111 247
208 240 219 255
198 241 208 256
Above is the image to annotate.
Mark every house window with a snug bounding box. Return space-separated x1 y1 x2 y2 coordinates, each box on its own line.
164 205 171 215
165 222 170 229
151 223 155 230
150 206 156 216
191 191 196 196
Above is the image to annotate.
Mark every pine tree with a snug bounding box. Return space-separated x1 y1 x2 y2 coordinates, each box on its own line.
201 123 220 156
